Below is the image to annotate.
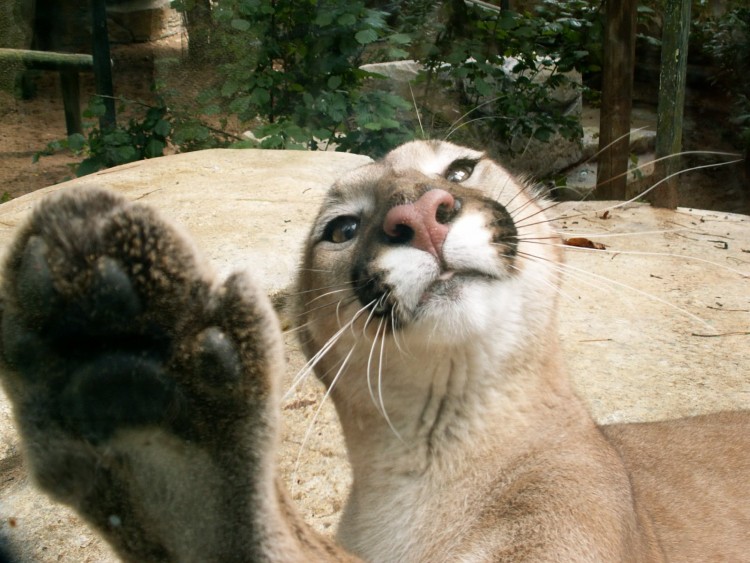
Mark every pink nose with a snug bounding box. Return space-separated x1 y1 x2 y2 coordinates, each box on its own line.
383 189 455 258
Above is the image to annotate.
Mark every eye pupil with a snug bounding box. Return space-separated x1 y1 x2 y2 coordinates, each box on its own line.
324 216 359 243
445 159 477 183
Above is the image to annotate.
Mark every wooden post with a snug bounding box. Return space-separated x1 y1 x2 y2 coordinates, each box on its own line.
91 0 116 130
60 70 82 135
595 0 637 200
649 0 692 209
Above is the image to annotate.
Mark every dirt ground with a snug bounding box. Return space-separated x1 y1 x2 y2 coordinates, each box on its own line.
1 36 748 214
0 36 192 200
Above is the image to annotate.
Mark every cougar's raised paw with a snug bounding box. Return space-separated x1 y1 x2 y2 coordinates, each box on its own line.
0 187 284 561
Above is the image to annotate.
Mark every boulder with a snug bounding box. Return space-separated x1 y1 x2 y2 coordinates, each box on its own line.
106 0 182 43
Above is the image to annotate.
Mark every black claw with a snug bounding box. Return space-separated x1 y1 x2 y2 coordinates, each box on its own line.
89 256 142 326
1 308 52 380
193 327 242 386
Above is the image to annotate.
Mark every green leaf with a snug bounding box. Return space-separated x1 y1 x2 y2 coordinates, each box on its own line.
153 119 171 137
355 29 378 45
533 126 553 142
314 12 333 26
379 118 401 129
231 19 251 31
251 88 271 105
76 157 104 177
474 78 493 97
67 133 86 152
113 145 137 163
203 104 221 116
387 47 409 59
172 123 208 145
229 95 252 114
327 75 342 89
338 13 357 27
145 138 165 158
221 78 240 97
499 11 519 30
389 33 412 45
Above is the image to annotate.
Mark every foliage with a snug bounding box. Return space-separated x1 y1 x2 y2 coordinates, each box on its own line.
628 0 750 152
176 0 608 157
411 0 599 149
693 5 750 150
34 96 235 176
37 1 614 173
184 0 416 157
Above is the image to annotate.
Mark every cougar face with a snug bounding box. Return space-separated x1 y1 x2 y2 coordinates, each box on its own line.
294 140 587 560
298 140 562 355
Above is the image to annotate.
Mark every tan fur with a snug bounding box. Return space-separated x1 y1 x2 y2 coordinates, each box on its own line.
0 140 747 562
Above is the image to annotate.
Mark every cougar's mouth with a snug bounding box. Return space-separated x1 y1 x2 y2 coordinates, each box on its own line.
422 270 494 301
360 268 499 333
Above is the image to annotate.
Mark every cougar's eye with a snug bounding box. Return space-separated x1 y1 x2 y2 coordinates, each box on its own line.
444 158 479 183
322 216 360 244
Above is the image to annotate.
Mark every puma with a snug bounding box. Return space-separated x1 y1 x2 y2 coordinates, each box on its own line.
0 140 747 561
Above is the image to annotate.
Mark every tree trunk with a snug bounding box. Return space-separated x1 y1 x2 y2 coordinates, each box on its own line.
649 0 692 209
595 0 637 200
183 0 214 64
91 0 115 130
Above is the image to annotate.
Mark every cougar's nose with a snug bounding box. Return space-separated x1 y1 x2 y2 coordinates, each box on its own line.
383 189 456 258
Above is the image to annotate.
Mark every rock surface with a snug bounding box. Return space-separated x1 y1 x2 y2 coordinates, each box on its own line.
0 148 748 561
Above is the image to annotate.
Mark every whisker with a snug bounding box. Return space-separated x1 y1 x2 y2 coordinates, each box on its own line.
286 280 354 298
509 152 742 232
390 304 407 357
284 300 375 400
519 239 750 279
592 151 741 195
445 113 514 141
515 249 684 322
290 342 357 491
377 314 404 442
282 323 311 336
521 157 743 231
443 94 515 140
347 298 378 338
549 229 692 239
506 259 579 306
362 301 380 334
366 316 386 415
614 157 744 208
305 286 353 308
294 268 336 276
582 126 651 168
531 250 716 331
292 294 358 321
409 83 426 140
507 186 552 222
